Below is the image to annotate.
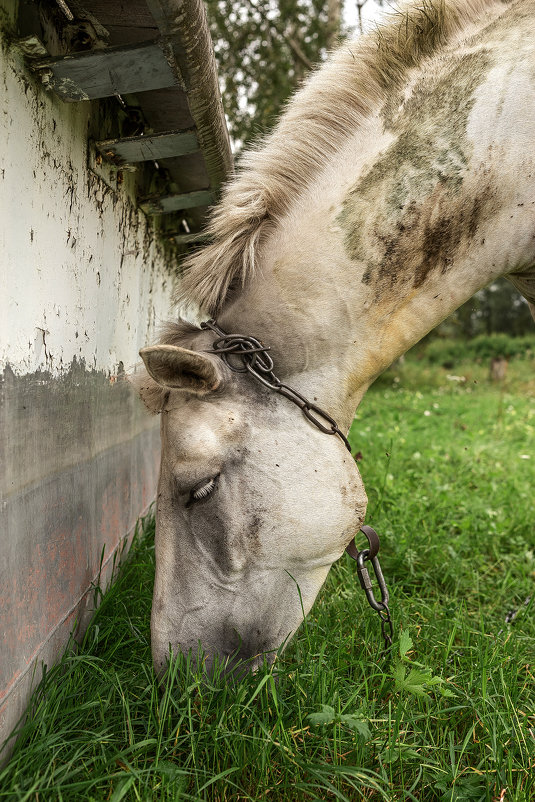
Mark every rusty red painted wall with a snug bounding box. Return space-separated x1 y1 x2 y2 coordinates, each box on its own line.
0 365 161 756
0 0 175 760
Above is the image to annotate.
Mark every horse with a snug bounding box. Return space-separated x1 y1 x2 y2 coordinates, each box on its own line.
135 0 535 678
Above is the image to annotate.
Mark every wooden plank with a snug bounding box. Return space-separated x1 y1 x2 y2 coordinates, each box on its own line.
95 24 158 47
36 40 180 101
96 129 199 164
84 1 157 29
131 86 194 134
140 189 214 214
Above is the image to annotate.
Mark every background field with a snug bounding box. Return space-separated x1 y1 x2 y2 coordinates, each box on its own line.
2 338 534 802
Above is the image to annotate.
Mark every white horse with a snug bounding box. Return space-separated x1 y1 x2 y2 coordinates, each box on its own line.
136 0 535 677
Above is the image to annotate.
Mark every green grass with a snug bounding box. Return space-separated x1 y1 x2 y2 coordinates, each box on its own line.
2 354 534 801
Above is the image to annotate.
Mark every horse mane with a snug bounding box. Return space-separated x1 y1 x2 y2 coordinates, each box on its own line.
176 0 506 315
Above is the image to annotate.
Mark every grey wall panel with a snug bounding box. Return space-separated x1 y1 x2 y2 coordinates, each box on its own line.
0 366 160 755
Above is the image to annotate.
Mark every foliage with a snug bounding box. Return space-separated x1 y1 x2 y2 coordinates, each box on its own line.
417 333 535 367
449 278 534 339
1 355 534 800
205 0 343 148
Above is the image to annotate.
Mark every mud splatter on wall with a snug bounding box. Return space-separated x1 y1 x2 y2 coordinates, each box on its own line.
0 1 175 755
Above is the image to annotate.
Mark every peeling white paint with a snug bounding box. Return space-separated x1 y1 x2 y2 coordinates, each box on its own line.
0 4 178 759
0 24 175 378
54 76 90 101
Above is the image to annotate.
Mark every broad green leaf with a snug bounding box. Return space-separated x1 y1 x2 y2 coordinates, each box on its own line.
435 775 485 801
393 660 454 698
340 714 371 739
399 630 413 660
307 704 336 725
393 664 431 698
381 745 423 764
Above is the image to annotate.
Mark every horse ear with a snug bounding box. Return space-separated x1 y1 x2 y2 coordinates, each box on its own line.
139 345 223 395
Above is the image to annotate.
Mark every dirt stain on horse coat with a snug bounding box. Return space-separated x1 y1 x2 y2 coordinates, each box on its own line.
339 49 497 297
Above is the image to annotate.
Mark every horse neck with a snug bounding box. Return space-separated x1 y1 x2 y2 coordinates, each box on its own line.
220 17 535 428
219 172 496 430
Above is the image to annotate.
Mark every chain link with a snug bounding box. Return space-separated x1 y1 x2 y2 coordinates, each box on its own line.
377 604 394 658
201 320 352 451
346 526 394 659
201 320 393 658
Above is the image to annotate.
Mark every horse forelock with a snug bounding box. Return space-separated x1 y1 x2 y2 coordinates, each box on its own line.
175 0 510 315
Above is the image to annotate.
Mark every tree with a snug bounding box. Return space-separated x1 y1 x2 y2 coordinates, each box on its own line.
442 279 534 338
205 0 343 149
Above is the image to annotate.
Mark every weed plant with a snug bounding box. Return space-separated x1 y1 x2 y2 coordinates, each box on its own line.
1 355 534 801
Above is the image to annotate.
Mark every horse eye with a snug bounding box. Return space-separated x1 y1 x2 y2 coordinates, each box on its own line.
189 474 220 504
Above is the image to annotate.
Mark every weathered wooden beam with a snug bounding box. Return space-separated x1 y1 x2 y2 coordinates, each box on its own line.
96 129 198 164
36 40 181 101
140 189 214 214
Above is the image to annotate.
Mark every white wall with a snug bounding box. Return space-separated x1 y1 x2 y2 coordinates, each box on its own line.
0 23 173 377
0 0 175 759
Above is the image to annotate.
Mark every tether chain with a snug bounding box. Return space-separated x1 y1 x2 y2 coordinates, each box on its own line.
201 320 352 451
202 320 394 659
346 525 393 658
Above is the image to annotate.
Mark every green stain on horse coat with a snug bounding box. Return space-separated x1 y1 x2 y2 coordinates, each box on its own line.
339 48 493 295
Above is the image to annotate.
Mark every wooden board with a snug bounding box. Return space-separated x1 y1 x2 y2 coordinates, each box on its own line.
140 189 214 214
97 129 199 163
38 40 180 101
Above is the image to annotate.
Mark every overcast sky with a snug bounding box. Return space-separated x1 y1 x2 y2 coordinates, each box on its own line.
343 0 390 35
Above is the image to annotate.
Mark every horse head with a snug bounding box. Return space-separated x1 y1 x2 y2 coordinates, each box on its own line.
137 324 367 677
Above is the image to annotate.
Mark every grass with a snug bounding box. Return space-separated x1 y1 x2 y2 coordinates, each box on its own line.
1 351 534 801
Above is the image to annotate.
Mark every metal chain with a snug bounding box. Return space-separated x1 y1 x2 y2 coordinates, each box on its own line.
201 320 352 451
346 525 394 658
377 605 394 658
201 320 393 657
